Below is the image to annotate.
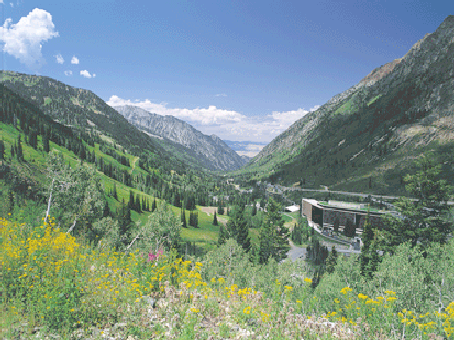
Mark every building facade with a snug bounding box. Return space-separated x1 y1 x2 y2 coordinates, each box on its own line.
302 198 386 231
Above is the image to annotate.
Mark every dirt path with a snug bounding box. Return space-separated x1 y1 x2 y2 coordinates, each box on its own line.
199 206 228 225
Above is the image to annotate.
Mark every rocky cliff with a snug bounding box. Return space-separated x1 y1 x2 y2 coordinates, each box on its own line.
113 105 248 171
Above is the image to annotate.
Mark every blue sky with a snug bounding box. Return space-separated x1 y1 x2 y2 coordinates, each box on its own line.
0 0 450 146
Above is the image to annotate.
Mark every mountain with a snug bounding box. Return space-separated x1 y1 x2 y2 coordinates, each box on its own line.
238 15 454 196
0 70 196 175
113 105 248 171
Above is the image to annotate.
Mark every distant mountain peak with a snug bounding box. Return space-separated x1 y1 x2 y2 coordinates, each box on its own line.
113 105 247 171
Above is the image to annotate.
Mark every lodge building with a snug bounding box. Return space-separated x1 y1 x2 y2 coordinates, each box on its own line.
302 198 387 232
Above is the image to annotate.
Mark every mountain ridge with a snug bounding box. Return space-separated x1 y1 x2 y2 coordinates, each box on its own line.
113 105 248 171
239 15 454 195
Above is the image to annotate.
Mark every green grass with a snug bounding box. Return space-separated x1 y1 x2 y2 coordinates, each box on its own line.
367 94 382 106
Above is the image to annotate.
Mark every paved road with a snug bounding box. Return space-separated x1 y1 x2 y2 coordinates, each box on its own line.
282 215 354 264
280 186 454 205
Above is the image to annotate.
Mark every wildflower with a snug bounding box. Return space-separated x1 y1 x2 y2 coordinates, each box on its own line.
340 287 352 294
304 278 312 283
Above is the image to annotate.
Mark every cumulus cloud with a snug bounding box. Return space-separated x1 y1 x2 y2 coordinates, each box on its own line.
80 70 95 78
0 8 59 69
107 95 245 125
71 55 79 64
64 70 72 76
54 53 64 64
107 95 320 142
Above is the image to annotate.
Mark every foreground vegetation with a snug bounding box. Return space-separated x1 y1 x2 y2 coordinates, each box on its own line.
2 213 453 340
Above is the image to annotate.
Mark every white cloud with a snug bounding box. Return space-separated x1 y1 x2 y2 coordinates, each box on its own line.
71 55 79 64
107 96 321 142
54 53 64 64
64 70 72 76
80 70 94 78
215 93 227 97
107 95 245 125
10 2 13 7
0 8 59 69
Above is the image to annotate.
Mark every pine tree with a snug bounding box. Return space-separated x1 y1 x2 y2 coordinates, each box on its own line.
102 200 110 218
217 200 224 215
218 223 227 246
360 211 376 278
344 218 356 238
16 135 23 161
291 222 303 245
325 246 338 274
252 201 257 216
128 191 135 210
258 219 274 264
248 242 260 265
142 197 147 212
113 183 118 200
380 152 453 254
117 199 132 241
333 216 340 234
135 194 141 212
181 207 187 228
213 210 218 226
228 205 251 252
0 140 4 160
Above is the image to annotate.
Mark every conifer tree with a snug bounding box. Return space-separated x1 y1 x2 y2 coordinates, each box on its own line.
252 201 257 216
333 216 340 234
217 200 224 215
135 194 141 212
42 130 50 153
117 199 132 240
16 135 23 161
113 183 118 200
181 206 187 228
218 223 227 246
380 152 453 254
102 200 110 218
0 140 4 160
291 221 303 245
344 218 356 238
360 211 376 278
227 205 251 252
258 198 291 264
128 190 135 210
213 210 218 226
325 246 338 274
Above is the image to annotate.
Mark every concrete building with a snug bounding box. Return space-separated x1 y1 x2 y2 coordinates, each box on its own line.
302 198 388 231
